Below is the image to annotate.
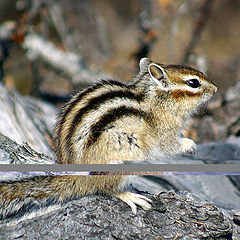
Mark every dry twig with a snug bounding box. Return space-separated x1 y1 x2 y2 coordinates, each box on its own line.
182 0 215 64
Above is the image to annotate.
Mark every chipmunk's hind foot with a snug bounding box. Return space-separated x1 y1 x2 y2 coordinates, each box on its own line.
114 192 152 214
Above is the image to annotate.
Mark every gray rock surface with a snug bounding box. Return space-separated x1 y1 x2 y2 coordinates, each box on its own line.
195 142 240 163
136 174 240 210
0 191 239 240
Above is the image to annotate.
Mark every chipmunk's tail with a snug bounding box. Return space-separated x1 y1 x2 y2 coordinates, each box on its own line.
0 175 78 221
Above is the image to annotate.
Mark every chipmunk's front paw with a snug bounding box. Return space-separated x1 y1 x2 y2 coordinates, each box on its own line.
180 138 197 154
114 192 152 214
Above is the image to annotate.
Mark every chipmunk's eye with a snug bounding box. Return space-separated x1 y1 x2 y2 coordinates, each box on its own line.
186 79 201 88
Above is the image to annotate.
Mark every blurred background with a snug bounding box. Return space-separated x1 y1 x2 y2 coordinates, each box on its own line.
0 0 240 144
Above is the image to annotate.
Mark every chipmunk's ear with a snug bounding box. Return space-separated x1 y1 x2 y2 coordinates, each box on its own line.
139 58 151 72
148 63 169 87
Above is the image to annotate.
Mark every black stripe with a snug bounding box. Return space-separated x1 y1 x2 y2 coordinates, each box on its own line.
55 87 95 160
55 80 127 161
65 88 144 162
85 106 150 149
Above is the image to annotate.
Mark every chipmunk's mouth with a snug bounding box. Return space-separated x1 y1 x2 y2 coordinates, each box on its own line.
196 93 215 113
201 89 216 101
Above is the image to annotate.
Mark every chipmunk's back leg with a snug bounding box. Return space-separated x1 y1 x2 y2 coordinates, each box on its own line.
89 175 152 214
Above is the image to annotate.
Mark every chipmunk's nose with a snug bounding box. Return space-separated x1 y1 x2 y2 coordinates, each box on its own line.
211 81 217 94
213 84 217 94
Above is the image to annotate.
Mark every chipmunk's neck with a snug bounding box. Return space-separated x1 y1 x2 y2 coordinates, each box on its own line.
154 109 185 133
141 93 190 138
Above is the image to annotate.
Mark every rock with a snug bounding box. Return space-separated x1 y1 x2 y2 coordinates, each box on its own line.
195 142 240 163
0 191 238 240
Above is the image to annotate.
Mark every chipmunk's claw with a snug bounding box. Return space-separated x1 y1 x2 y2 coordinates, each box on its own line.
115 192 152 214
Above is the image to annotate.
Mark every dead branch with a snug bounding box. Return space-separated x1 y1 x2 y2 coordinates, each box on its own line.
46 0 77 52
182 0 215 64
168 0 191 61
0 20 112 88
23 33 111 86
133 0 157 63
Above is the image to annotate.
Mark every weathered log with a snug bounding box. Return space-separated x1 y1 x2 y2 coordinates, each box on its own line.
0 83 56 158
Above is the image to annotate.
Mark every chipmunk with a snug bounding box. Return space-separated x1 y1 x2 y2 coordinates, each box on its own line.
0 58 217 220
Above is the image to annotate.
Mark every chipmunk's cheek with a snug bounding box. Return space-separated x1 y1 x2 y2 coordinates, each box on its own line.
171 89 184 101
171 89 202 102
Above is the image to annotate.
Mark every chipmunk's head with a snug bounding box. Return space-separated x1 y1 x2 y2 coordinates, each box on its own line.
136 58 217 116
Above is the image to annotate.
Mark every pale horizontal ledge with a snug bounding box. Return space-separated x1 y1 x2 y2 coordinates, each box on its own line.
0 164 240 173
